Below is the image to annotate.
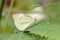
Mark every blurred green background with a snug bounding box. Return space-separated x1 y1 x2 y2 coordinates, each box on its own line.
0 0 60 40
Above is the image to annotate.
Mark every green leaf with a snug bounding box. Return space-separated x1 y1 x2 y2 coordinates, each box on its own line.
26 16 60 40
26 2 60 40
0 32 48 40
0 32 34 40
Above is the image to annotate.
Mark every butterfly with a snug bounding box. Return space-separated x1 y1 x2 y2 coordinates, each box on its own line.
12 7 47 31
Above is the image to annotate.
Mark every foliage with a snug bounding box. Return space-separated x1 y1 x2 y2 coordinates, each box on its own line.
26 1 60 40
0 0 60 40
0 32 48 40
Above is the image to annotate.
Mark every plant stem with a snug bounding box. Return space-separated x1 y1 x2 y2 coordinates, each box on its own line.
0 0 5 20
3 0 15 33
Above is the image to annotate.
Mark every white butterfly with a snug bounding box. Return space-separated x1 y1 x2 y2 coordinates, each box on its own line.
12 7 47 31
